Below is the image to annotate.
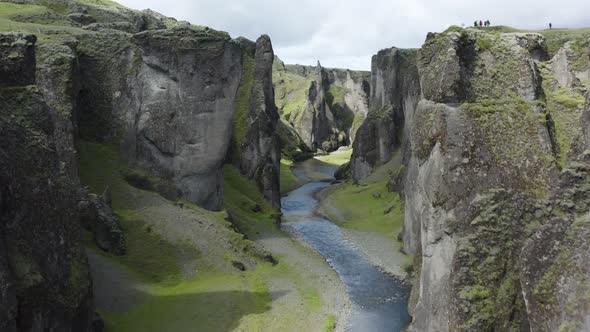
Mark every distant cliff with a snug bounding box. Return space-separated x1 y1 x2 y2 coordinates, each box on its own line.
353 26 590 331
273 58 369 157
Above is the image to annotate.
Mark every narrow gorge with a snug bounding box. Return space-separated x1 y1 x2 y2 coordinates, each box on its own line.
1 1 589 332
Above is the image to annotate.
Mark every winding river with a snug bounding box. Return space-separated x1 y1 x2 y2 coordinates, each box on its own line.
281 160 410 331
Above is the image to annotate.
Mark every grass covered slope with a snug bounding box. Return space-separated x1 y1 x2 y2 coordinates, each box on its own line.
315 150 410 277
319 179 403 235
78 141 343 332
280 159 306 194
315 148 353 166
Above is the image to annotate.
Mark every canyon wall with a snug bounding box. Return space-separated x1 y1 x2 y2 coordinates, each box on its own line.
77 25 280 210
0 33 94 332
350 47 420 180
355 27 590 331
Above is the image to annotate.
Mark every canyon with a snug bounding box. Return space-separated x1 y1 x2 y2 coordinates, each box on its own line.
1 0 589 331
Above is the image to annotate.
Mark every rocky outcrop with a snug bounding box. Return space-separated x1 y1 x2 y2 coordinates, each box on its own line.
351 47 420 180
273 58 370 153
405 30 560 331
584 93 590 147
36 39 81 187
353 27 590 331
520 158 590 332
0 33 93 331
117 27 242 210
233 36 281 207
78 189 126 256
73 24 280 210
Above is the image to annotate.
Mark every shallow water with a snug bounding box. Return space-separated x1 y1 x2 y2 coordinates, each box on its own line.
281 166 410 332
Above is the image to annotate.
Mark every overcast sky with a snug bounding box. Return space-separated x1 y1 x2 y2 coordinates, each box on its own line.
117 0 588 70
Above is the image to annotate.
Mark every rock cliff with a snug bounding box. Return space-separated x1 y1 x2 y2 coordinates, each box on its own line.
273 58 370 155
351 47 420 180
1 0 280 211
0 1 282 329
0 33 94 331
354 27 590 331
74 27 280 211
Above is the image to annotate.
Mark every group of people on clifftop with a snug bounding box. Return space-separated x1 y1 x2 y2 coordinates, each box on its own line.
474 20 491 27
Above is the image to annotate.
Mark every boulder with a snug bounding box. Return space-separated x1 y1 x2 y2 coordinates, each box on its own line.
78 189 126 256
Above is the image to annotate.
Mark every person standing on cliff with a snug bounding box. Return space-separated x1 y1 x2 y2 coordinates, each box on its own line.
479 20 483 27
474 21 478 27
549 23 552 29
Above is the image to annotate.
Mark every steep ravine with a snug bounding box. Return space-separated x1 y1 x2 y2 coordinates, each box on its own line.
3 0 590 330
281 160 410 331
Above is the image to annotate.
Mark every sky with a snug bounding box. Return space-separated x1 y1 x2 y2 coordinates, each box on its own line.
116 0 589 70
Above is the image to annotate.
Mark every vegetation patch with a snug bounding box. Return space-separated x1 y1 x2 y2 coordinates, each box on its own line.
280 159 305 193
223 164 279 237
232 54 255 156
461 97 555 195
320 179 404 236
273 66 313 119
78 141 194 284
315 149 352 166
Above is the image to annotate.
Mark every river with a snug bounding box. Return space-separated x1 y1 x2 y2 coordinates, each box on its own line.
281 161 410 331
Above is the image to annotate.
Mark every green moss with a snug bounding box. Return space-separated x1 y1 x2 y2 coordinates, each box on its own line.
0 2 87 41
78 141 196 284
325 85 347 106
461 97 532 114
476 35 493 51
320 179 403 236
10 251 43 288
552 88 586 109
223 165 279 237
273 67 313 119
460 97 555 195
232 54 254 159
543 85 586 167
0 2 47 18
322 315 336 332
314 149 352 166
102 270 272 332
280 159 305 193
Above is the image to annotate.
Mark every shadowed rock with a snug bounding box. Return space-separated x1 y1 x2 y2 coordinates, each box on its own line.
0 33 36 87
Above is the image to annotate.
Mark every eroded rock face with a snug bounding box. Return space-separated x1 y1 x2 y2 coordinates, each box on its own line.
120 27 242 210
273 59 370 153
36 40 81 186
76 25 280 210
237 35 281 207
404 30 560 331
0 85 93 331
351 47 420 180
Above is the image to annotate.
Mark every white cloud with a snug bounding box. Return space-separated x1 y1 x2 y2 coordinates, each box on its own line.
117 0 589 70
